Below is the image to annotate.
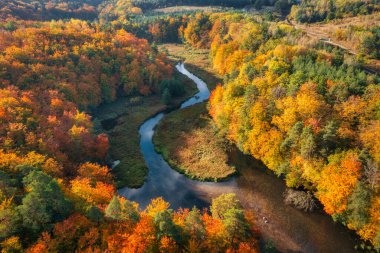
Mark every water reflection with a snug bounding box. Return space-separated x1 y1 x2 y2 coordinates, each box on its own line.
118 63 356 253
118 62 228 209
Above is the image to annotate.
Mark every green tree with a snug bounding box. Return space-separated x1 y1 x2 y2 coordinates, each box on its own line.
122 199 140 223
222 208 250 248
161 88 172 105
346 181 371 230
17 171 71 236
362 27 380 59
211 194 241 220
154 210 181 243
4 21 16 31
321 121 339 157
160 79 185 98
105 196 122 221
87 206 103 223
184 207 206 247
0 206 20 240
300 126 316 159
281 122 303 153
253 0 262 10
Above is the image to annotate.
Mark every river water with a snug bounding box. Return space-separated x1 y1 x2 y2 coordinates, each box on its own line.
118 63 357 253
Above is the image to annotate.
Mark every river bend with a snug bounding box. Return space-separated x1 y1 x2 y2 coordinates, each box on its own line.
118 63 357 253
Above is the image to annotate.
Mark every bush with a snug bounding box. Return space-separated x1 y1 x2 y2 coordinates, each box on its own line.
129 96 143 105
159 79 185 104
283 189 317 212
161 88 172 105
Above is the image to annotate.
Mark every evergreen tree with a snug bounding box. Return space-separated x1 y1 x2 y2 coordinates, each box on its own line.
105 196 122 221
154 210 181 243
0 206 20 240
184 207 205 246
17 171 71 236
222 208 251 247
346 181 371 229
122 200 140 223
161 88 172 105
300 126 316 159
87 206 104 223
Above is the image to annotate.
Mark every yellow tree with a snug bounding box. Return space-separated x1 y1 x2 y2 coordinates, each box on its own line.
317 151 362 215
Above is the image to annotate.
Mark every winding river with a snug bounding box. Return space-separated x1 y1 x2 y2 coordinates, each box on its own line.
119 63 357 253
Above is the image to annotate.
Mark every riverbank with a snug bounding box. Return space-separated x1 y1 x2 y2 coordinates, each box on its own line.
154 102 236 181
151 44 360 253
93 69 198 188
119 61 359 253
227 148 358 253
118 62 217 209
158 43 222 90
93 44 218 188
154 44 237 181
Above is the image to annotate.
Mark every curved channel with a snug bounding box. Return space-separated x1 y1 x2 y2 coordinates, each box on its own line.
118 63 357 253
118 62 231 209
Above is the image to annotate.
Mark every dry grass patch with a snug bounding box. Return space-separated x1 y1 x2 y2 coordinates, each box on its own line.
154 103 235 181
296 13 380 53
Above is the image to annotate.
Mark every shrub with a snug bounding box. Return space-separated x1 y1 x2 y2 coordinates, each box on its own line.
283 189 317 212
129 96 143 105
159 79 185 104
159 79 185 97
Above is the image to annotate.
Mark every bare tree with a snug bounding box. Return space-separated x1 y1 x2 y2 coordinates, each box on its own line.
283 189 317 212
364 159 379 190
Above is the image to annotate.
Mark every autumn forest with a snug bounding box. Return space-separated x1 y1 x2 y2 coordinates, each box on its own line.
0 0 379 252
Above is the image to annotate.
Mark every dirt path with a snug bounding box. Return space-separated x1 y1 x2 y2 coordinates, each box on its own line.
289 20 379 75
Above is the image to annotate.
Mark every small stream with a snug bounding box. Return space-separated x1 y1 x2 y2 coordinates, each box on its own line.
118 63 357 253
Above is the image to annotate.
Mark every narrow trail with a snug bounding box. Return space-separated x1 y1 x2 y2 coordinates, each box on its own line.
289 21 379 75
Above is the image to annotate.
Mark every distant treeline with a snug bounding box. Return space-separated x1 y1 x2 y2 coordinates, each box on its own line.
290 0 380 23
0 0 103 21
132 0 253 9
2 0 380 22
131 0 298 11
